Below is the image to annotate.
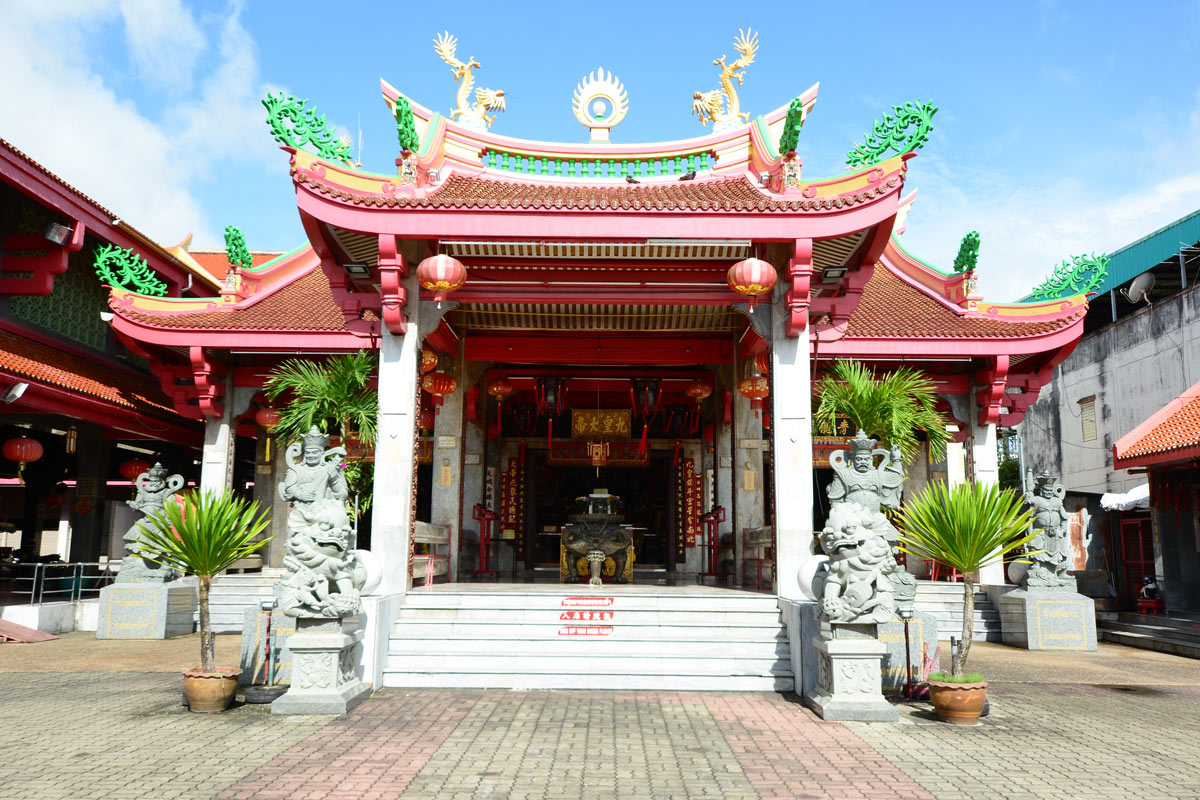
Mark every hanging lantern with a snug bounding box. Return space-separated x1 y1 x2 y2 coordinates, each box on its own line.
118 458 152 481
487 377 515 404
418 408 436 432
254 407 282 429
416 254 467 305
420 347 439 374
739 373 770 417
64 426 77 455
754 350 770 376
43 491 63 510
686 378 713 405
3 437 43 485
727 258 778 309
422 371 458 397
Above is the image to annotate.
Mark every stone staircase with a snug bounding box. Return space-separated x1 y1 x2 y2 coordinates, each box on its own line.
1098 611 1200 659
383 587 792 691
202 570 283 633
912 580 1002 642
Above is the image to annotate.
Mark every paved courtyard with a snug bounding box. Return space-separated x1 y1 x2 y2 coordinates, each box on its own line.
1 635 1199 799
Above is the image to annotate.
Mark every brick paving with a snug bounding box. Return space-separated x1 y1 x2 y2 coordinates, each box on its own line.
2 644 1200 799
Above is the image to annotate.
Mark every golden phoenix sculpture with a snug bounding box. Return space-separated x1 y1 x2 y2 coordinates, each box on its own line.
693 29 758 130
433 31 507 130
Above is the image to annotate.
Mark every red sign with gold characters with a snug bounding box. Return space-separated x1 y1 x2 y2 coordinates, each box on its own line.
547 442 648 467
499 456 526 555
571 409 631 439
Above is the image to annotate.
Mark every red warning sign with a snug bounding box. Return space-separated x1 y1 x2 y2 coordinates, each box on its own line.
561 596 614 608
558 625 614 636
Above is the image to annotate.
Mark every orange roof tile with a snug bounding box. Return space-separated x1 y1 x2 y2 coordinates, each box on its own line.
295 173 901 213
0 329 177 417
1114 380 1200 467
842 266 1083 339
187 251 283 281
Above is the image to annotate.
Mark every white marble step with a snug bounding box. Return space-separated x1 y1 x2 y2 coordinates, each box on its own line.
391 636 790 658
386 652 788 676
400 591 781 612
393 619 788 641
381 672 793 691
396 606 780 626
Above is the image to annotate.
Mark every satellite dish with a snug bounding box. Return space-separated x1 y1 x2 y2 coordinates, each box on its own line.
1120 272 1155 304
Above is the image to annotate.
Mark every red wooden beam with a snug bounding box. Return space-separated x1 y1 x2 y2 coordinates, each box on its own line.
432 287 746 306
466 334 733 365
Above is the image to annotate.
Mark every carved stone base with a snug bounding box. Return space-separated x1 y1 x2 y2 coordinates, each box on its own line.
803 624 898 722
999 589 1097 651
271 616 369 715
95 579 195 639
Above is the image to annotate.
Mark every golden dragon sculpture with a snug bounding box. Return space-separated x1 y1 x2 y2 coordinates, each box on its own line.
693 29 758 129
433 31 506 130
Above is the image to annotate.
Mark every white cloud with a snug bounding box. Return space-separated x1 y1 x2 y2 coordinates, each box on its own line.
899 100 1200 302
0 0 273 248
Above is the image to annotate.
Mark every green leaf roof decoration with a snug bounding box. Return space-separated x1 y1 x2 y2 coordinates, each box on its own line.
1028 253 1110 301
952 231 980 273
394 95 420 154
846 99 938 169
93 243 168 297
224 226 252 272
777 97 805 156
262 92 353 163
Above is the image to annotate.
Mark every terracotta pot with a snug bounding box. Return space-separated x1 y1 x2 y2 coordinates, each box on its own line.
927 678 988 724
182 667 241 713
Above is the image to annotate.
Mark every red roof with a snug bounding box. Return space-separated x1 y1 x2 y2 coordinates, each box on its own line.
0 328 177 417
187 251 283 281
295 172 902 213
1113 380 1200 468
842 266 1082 340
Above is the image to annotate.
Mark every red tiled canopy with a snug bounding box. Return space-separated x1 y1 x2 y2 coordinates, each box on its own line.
1113 380 1200 468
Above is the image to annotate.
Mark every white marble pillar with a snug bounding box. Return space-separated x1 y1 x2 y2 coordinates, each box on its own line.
200 374 237 495
970 414 1005 585
770 291 815 601
371 272 422 595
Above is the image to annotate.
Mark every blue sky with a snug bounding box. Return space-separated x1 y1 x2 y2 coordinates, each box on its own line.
3 0 1200 300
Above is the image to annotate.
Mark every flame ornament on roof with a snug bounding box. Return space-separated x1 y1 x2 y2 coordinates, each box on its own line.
846 100 938 169
262 92 354 164
952 231 980 274
693 29 758 132
573 68 629 143
1028 253 1109 301
434 31 506 131
93 244 167 297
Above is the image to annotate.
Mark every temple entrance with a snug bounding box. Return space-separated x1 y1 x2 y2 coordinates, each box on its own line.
528 450 675 574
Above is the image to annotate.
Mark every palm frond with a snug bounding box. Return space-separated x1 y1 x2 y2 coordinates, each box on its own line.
135 491 271 578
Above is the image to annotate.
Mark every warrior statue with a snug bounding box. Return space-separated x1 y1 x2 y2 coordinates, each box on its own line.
815 502 900 624
274 427 366 618
1022 470 1075 590
823 431 916 613
116 462 184 583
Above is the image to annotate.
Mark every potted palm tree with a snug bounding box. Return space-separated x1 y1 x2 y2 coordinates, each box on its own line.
895 481 1038 723
814 359 950 464
264 350 378 515
135 490 271 713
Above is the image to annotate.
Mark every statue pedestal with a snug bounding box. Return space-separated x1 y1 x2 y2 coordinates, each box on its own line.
95 579 196 639
803 623 898 722
271 616 369 715
999 588 1097 651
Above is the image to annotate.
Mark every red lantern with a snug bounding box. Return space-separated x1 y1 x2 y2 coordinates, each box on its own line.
686 379 713 405
754 350 770 376
418 409 436 431
487 378 515 404
43 492 62 509
119 459 152 481
727 258 778 309
3 437 43 485
739 374 770 417
254 407 282 428
420 348 439 374
416 254 467 304
422 371 458 396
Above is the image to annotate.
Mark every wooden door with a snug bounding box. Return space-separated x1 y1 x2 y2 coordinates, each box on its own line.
1119 516 1154 598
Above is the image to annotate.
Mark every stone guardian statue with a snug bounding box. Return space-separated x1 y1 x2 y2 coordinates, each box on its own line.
1021 471 1075 590
116 462 184 583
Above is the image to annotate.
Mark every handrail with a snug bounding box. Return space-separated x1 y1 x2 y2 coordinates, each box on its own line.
2 561 117 605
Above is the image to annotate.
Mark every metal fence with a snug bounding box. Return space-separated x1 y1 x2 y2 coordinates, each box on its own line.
1 562 117 605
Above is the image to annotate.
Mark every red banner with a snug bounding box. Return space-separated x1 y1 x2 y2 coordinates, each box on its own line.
684 459 702 547
500 457 526 556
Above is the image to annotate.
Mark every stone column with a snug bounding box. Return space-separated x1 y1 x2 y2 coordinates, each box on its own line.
458 367 487 580
430 359 480 582
969 414 1005 585
715 367 735 581
732 359 765 586
371 272 421 596
252 433 288 568
68 424 109 563
770 281 815 601
200 373 237 495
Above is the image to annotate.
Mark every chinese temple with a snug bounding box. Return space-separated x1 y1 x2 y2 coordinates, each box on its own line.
22 32 1091 686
